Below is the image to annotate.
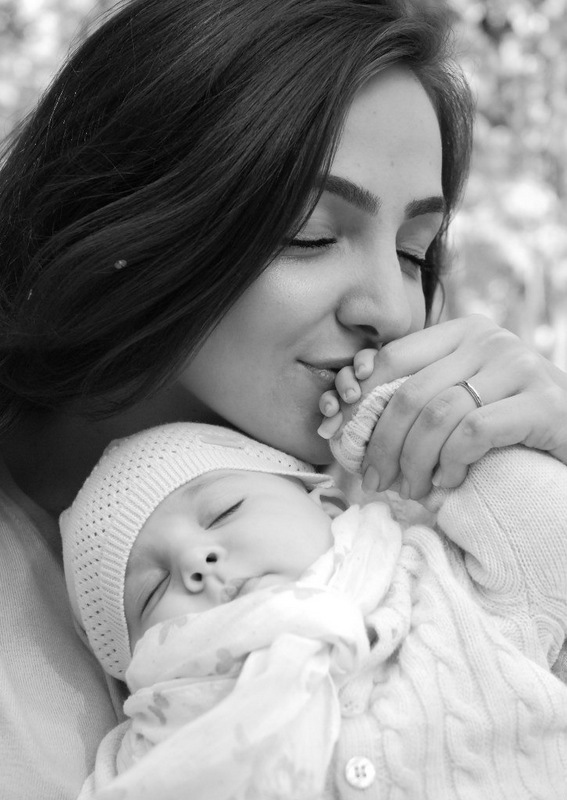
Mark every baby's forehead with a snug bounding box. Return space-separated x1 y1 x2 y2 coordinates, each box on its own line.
136 469 308 538
176 469 306 498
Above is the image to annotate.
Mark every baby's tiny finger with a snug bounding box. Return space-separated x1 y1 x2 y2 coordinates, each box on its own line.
335 366 361 403
317 412 344 440
319 390 340 417
353 349 378 380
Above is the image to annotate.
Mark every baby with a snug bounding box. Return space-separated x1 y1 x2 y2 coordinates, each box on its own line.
61 402 567 799
62 422 382 799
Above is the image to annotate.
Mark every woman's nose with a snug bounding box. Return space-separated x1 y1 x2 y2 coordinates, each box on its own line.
336 249 415 344
179 545 226 593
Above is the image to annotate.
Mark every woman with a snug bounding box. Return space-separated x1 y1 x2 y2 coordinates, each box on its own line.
0 0 565 797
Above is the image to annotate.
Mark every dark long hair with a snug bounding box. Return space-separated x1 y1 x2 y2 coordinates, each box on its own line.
0 0 473 432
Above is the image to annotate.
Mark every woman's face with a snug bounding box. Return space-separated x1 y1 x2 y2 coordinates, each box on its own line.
178 67 444 464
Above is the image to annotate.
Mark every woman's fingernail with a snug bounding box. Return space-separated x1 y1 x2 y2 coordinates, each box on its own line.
362 466 380 494
431 468 442 487
399 477 410 499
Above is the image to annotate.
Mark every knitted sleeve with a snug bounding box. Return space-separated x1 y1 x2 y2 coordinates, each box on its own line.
429 445 567 670
330 380 567 670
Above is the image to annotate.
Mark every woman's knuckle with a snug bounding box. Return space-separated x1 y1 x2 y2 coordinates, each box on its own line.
374 343 395 372
547 384 567 413
513 349 543 381
466 312 492 330
421 396 453 429
392 382 422 415
459 313 494 339
463 315 516 352
459 412 485 440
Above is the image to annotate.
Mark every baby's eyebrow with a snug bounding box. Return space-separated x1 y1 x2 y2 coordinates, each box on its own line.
181 471 242 499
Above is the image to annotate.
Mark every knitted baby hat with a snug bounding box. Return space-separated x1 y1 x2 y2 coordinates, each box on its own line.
60 422 333 680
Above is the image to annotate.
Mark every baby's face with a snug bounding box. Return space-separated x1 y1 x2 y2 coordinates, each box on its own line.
124 470 334 650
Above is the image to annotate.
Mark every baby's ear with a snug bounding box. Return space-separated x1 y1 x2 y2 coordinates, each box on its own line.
309 486 349 519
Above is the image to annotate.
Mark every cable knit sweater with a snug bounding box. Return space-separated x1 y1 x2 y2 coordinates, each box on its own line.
329 378 567 798
80 381 567 800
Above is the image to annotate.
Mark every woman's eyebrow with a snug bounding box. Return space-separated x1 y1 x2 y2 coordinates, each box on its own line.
322 174 380 215
405 196 446 219
320 175 446 219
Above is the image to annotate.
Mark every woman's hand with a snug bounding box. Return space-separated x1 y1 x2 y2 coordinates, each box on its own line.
318 315 567 499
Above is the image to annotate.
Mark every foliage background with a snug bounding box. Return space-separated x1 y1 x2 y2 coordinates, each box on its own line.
1 0 566 368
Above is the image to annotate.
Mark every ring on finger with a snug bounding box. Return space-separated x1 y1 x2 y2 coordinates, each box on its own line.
455 379 483 409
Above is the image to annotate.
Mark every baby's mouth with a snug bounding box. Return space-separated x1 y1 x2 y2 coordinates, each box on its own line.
220 578 250 603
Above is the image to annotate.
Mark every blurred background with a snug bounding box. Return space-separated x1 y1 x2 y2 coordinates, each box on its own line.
1 0 566 368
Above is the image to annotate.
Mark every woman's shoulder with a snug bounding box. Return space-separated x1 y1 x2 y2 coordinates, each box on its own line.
0 469 122 799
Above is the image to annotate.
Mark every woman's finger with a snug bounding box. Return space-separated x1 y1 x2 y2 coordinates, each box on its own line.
435 391 567 488
367 315 525 390
394 380 486 498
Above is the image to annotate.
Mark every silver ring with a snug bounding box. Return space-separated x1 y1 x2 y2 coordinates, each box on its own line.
455 379 483 408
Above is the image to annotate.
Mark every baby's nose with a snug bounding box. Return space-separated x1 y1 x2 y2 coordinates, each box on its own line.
181 546 225 593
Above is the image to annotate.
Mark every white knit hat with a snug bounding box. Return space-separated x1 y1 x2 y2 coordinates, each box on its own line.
60 422 333 680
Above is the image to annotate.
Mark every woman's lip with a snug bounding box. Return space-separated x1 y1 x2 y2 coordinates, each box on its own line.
301 357 355 371
299 361 341 387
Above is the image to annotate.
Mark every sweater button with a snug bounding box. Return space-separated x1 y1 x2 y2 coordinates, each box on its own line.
344 756 376 789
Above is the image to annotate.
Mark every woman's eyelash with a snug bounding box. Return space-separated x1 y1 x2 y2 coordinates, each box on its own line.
288 240 431 272
211 500 244 525
397 250 431 271
289 237 337 249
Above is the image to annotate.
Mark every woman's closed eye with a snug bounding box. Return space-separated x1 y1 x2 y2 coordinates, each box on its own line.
288 236 337 249
397 249 433 275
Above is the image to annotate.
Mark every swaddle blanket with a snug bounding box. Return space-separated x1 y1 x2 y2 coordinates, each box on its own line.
95 503 402 800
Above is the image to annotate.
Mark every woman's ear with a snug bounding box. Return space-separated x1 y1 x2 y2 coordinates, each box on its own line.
309 486 349 519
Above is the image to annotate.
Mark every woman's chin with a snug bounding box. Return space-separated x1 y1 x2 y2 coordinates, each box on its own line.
215 408 334 466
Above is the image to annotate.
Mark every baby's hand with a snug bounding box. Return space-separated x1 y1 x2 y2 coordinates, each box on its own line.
317 349 379 440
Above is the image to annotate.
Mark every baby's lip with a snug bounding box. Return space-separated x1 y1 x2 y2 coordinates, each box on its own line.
220 577 253 603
